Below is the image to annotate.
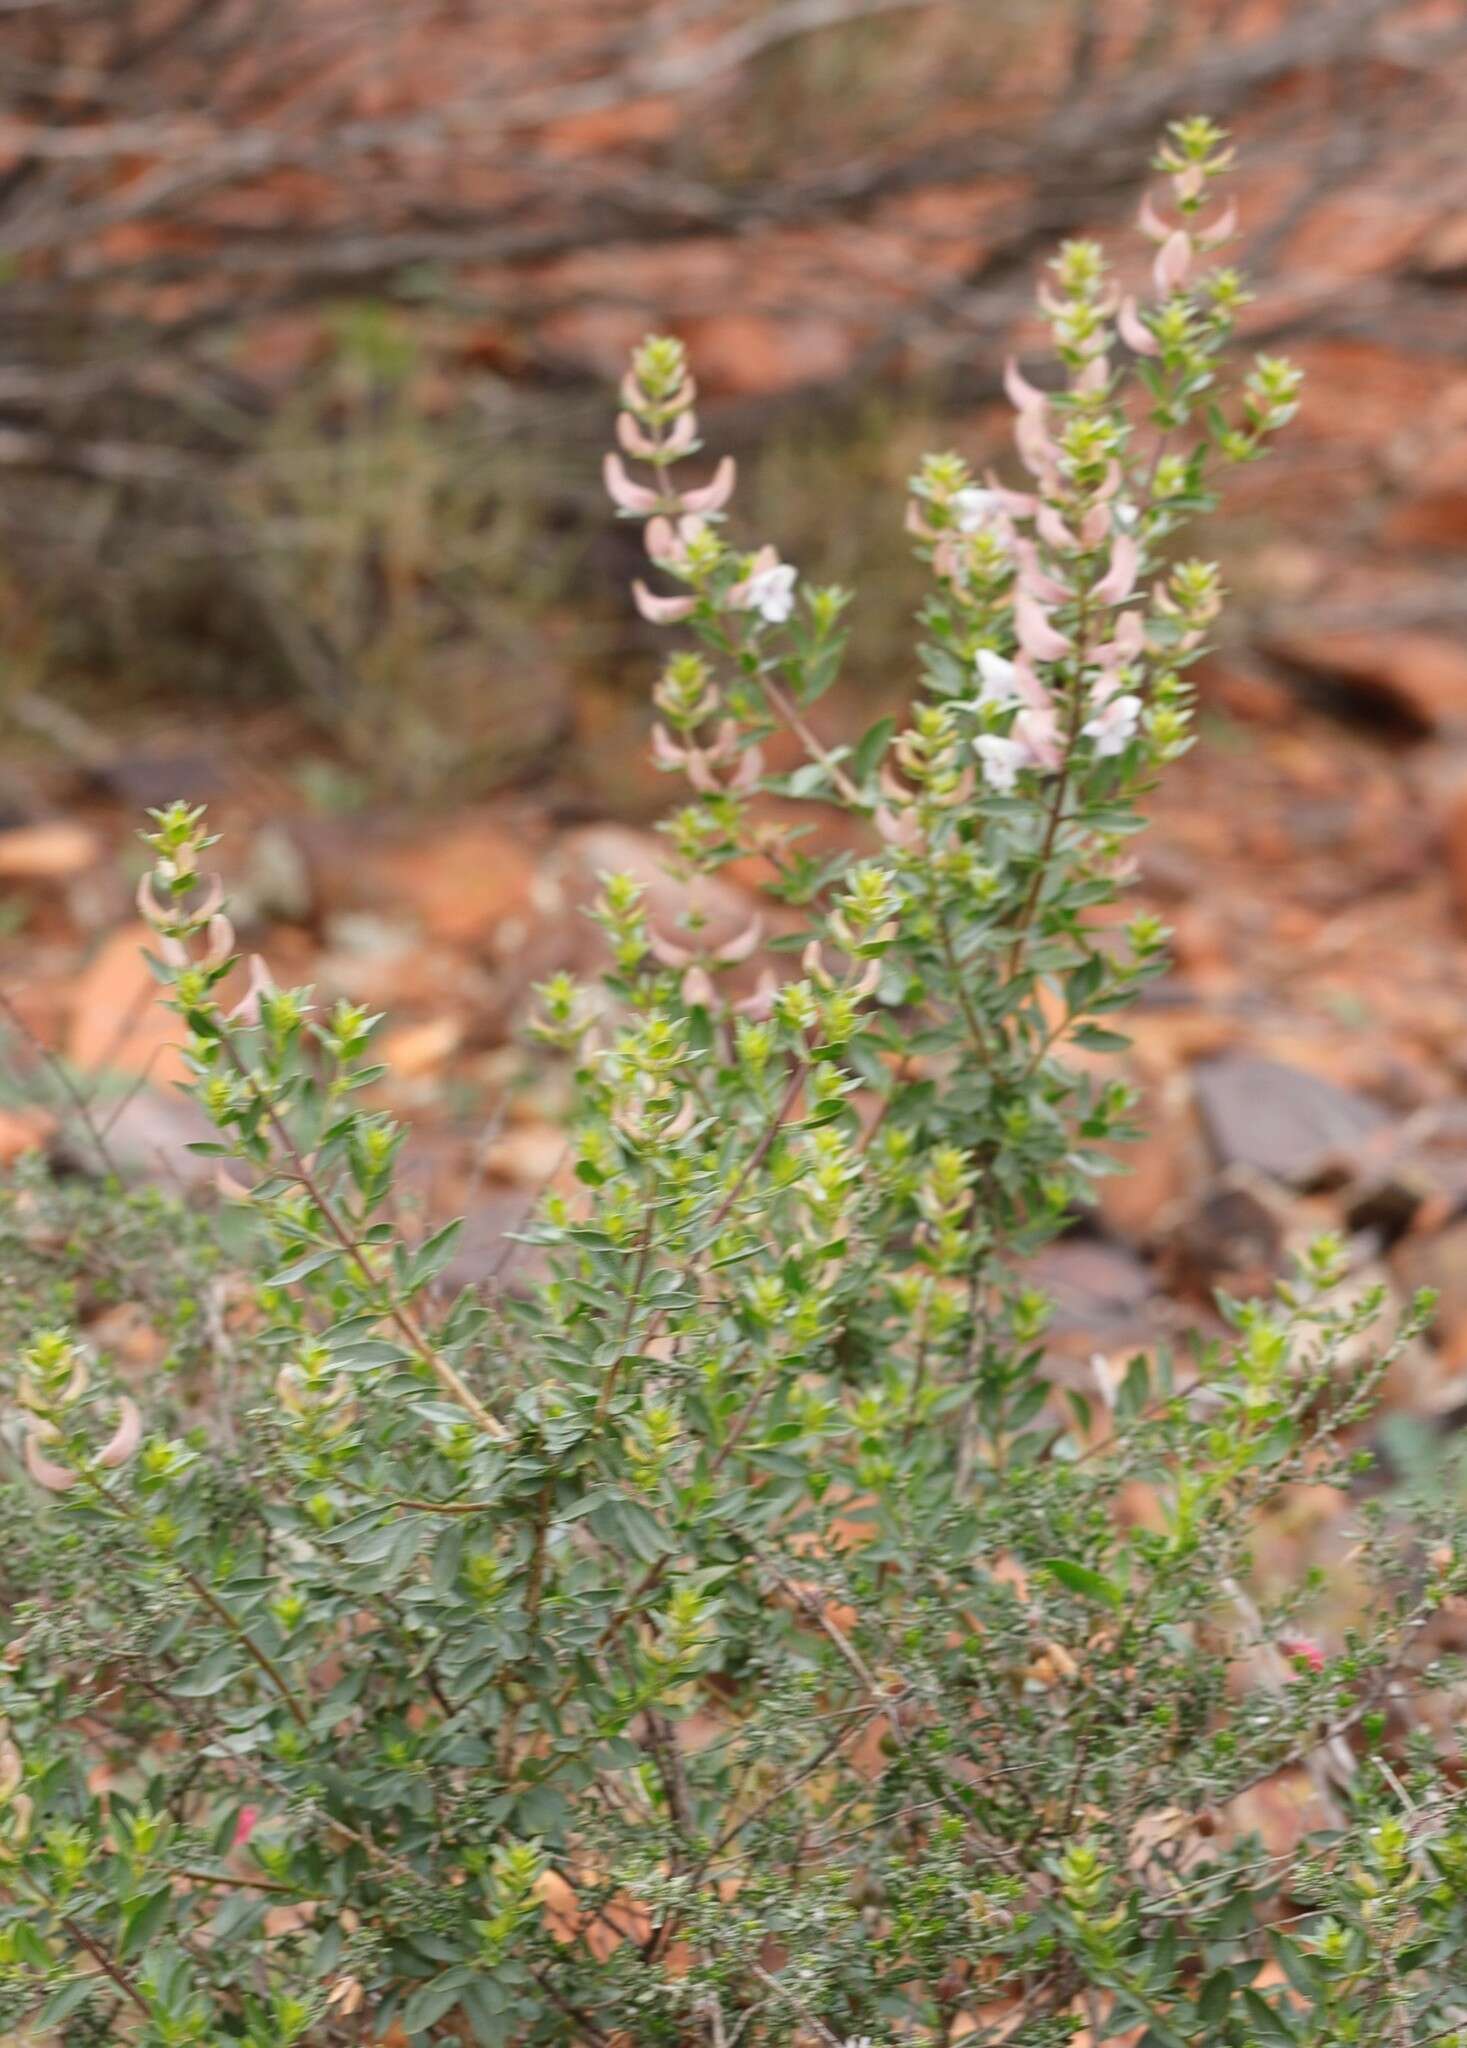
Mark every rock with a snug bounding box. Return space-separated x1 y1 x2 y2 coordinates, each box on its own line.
1261 628 1467 736
481 1122 567 1190
1413 211 1467 280
1391 1215 1467 1361
1030 1237 1157 1370
365 813 542 950
376 1015 465 1083
1193 1053 1389 1187
0 819 101 881
1164 1173 1289 1300
0 1105 57 1165
238 822 316 926
66 923 187 1089
678 311 854 395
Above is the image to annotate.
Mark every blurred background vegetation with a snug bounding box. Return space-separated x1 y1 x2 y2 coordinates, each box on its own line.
2 0 1464 813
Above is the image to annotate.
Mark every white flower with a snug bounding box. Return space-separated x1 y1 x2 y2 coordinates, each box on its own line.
1083 691 1142 757
972 648 1024 710
975 733 1027 793
745 560 798 624
951 486 1005 534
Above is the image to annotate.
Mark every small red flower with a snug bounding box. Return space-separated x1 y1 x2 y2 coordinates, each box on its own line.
1277 1634 1325 1675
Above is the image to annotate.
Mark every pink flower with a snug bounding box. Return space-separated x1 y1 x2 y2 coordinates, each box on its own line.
1015 590 1071 664
603 453 662 515
1153 229 1193 296
1277 1634 1326 1676
1196 198 1238 251
23 1425 75 1494
678 455 736 515
1090 532 1140 608
1013 539 1071 607
1117 296 1159 357
1036 504 1078 552
1003 358 1047 414
1138 192 1172 244
632 581 697 625
96 1398 142 1470
1014 702 1063 772
233 1806 261 1847
228 955 276 1027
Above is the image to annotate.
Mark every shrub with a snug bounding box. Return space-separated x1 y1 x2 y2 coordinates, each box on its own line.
3 121 1466 2048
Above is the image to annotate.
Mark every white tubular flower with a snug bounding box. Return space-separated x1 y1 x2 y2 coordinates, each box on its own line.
973 649 1024 710
951 485 1007 535
733 547 798 624
975 734 1027 794
1084 691 1143 757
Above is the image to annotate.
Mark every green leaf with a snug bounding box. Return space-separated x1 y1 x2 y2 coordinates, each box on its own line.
39 1977 99 2026
118 1884 175 1958
852 716 896 783
265 1246 338 1288
1041 1557 1125 1609
402 1967 474 2034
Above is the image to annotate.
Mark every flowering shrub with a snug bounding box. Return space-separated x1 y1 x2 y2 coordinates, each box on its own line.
3 121 1467 2048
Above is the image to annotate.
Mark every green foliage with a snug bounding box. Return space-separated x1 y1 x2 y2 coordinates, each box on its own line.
2 125 1466 2048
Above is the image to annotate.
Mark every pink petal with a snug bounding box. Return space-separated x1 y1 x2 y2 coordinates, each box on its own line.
681 966 715 1008
663 410 697 456
1003 357 1047 415
1074 354 1110 394
982 475 1037 517
728 747 764 793
1036 504 1078 551
646 929 694 970
1011 655 1054 714
632 581 696 624
1014 705 1063 773
1117 296 1159 357
1090 532 1140 608
1138 191 1172 244
1114 610 1146 658
616 412 658 459
651 724 688 771
1196 197 1238 251
645 515 679 563
717 917 765 964
1015 590 1071 664
603 453 661 515
1014 408 1060 482
677 454 736 515
1153 229 1193 296
1079 502 1112 547
24 1427 75 1493
228 955 275 1026
1015 539 1071 606
96 1398 142 1470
